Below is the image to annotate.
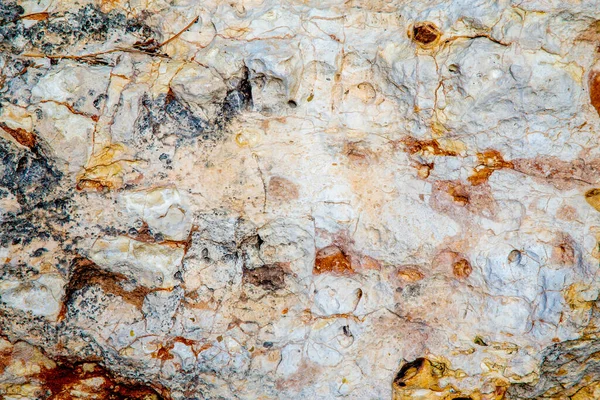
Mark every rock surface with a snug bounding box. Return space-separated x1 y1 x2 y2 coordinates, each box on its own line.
2 0 600 399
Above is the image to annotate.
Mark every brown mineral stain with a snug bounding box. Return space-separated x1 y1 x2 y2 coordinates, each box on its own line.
556 204 578 221
432 250 474 279
452 258 472 279
39 100 99 122
243 263 286 290
268 176 299 201
38 362 164 399
551 235 576 266
512 156 600 190
410 22 441 47
59 257 151 321
415 162 434 179
401 137 458 157
589 70 600 116
447 184 469 206
344 142 376 166
127 221 188 249
359 255 381 271
577 21 600 43
0 122 37 149
431 180 496 218
314 246 353 275
173 336 196 348
468 150 513 186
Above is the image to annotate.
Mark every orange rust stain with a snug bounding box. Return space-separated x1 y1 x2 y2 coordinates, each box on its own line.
0 122 36 149
152 342 175 361
590 70 600 116
173 336 196 347
415 162 434 179
452 258 472 279
197 343 212 353
19 12 49 21
396 266 425 282
314 246 354 275
401 137 458 157
468 149 513 186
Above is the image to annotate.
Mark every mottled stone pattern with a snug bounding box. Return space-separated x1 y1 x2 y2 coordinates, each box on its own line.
2 0 600 399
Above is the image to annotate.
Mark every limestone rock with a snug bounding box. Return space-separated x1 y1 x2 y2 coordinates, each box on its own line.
2 0 600 399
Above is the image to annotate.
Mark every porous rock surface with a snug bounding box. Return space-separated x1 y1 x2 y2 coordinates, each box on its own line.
2 0 600 399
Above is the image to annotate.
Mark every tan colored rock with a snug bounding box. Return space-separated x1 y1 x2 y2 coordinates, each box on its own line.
89 236 184 289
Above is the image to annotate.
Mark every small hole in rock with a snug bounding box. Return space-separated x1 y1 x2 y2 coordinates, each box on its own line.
508 249 522 264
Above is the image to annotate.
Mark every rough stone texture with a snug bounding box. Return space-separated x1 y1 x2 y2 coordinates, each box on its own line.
2 0 600 399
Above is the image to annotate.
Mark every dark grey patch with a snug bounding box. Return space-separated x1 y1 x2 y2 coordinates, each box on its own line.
0 137 73 246
217 66 253 127
506 337 600 399
165 94 211 138
133 67 254 144
342 325 352 337
134 93 210 142
32 247 48 257
0 3 156 56
402 284 421 298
